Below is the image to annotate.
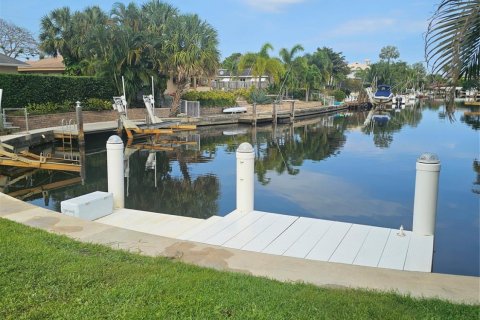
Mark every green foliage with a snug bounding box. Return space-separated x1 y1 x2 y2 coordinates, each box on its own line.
332 89 347 102
248 89 272 104
83 98 112 111
26 101 72 115
181 90 236 107
0 73 115 109
25 97 112 115
1 218 478 319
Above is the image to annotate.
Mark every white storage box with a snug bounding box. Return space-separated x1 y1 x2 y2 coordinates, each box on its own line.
61 191 113 221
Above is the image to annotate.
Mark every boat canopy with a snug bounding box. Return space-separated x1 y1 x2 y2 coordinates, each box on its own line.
375 85 392 97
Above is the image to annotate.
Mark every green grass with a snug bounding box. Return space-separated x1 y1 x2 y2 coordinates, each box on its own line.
0 218 478 319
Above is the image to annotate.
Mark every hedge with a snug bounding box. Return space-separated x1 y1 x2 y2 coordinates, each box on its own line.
181 90 237 107
0 73 116 109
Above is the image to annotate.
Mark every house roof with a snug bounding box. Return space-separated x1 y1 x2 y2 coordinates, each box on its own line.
18 55 65 72
0 53 28 67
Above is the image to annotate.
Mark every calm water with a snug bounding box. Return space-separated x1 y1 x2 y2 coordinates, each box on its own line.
6 102 479 276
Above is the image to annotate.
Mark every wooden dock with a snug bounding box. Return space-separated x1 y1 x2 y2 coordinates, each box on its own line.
97 209 434 272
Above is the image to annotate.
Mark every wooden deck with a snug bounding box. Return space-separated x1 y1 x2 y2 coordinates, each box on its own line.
97 209 434 272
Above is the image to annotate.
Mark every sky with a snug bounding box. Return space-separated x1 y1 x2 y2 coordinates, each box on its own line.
0 0 438 65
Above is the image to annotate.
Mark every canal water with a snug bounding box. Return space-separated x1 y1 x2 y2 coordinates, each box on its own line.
5 101 478 276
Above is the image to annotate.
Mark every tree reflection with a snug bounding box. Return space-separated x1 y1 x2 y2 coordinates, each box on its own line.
362 107 423 148
125 149 219 218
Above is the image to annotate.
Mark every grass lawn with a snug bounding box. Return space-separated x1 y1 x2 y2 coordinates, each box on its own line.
0 218 478 319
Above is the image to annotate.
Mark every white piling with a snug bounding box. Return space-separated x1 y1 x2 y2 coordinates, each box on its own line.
236 142 255 214
412 153 441 236
106 135 125 209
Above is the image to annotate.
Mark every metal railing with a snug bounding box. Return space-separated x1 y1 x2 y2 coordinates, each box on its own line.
2 108 29 132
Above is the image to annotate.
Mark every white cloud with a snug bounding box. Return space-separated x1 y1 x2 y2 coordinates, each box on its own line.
262 170 408 220
245 0 306 13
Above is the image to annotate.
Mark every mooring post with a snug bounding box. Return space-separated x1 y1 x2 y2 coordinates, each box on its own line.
412 153 441 236
236 142 254 214
75 101 85 146
253 102 257 125
106 135 125 209
291 100 295 122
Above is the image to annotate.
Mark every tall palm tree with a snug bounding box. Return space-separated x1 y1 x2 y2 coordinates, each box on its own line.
238 43 285 89
279 44 304 96
162 14 220 116
425 0 479 82
39 7 73 61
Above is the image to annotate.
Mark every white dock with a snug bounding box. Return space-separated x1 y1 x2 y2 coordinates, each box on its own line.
97 209 434 272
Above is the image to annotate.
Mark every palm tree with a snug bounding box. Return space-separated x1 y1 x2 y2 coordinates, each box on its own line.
238 43 285 89
39 7 74 62
279 44 304 96
162 14 220 116
425 0 479 82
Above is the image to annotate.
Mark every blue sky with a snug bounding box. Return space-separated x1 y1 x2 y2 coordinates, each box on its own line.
1 0 437 65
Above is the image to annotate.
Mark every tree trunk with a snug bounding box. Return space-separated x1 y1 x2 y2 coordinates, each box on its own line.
305 86 309 102
169 81 188 117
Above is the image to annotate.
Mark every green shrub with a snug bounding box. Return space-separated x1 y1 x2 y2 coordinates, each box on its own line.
25 98 112 115
26 101 72 115
83 98 112 111
0 73 116 109
181 90 236 107
248 89 272 105
332 89 347 102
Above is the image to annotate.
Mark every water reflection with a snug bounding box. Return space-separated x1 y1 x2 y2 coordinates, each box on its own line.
2 103 478 276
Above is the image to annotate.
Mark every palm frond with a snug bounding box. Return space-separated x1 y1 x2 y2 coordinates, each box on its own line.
425 0 480 81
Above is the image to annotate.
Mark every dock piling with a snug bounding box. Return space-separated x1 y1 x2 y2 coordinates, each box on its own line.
236 142 255 214
412 153 441 236
107 135 125 209
75 101 85 146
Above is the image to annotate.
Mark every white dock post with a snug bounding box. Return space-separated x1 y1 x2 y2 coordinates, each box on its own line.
412 153 441 236
106 135 125 209
236 142 255 214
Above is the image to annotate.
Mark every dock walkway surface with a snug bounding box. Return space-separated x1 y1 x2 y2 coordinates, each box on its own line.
1 193 478 304
97 209 433 272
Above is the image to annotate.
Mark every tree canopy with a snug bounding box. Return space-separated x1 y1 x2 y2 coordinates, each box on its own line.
39 0 220 115
425 0 479 82
0 18 39 59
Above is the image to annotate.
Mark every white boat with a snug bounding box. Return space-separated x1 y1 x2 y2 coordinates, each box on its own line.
373 85 393 104
223 106 247 113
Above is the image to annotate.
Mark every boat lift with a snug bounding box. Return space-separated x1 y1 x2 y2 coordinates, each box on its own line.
113 76 196 140
0 142 81 172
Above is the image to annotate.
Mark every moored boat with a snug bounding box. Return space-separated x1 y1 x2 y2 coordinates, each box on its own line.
373 85 393 104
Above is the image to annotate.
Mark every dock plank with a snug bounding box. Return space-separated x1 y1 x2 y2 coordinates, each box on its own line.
187 211 250 243
223 213 282 249
306 222 352 261
404 234 434 272
377 230 412 270
242 215 298 252
177 216 222 240
353 228 391 267
329 224 370 264
202 211 265 245
283 218 333 258
262 217 314 255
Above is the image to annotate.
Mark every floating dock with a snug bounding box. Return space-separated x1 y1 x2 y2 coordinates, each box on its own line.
97 208 434 272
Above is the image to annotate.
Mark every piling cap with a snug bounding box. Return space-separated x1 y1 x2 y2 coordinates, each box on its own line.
237 142 254 153
107 135 123 144
417 152 440 164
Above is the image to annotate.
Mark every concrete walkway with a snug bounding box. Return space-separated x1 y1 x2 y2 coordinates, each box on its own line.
1 193 478 305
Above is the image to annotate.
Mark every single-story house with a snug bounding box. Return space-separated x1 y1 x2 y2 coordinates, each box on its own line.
18 55 65 74
0 53 28 73
212 68 269 90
